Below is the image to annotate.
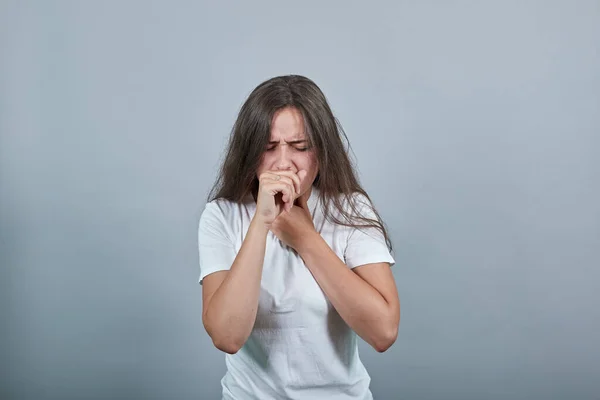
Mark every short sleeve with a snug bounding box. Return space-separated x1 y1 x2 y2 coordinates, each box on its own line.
343 194 395 269
197 202 237 285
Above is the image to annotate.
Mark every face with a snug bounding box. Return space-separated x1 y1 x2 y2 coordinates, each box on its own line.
256 107 319 197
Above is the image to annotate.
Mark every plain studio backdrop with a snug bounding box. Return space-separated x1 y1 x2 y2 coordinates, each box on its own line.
1 1 599 399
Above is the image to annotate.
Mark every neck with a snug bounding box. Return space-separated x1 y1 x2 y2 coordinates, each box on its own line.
295 186 313 207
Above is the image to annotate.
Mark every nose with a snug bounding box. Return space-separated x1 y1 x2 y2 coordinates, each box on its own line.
275 146 293 171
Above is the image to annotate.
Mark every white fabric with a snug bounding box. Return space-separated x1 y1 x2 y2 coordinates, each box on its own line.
198 187 395 400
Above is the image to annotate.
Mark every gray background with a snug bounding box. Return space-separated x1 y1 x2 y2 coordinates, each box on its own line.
1 1 599 399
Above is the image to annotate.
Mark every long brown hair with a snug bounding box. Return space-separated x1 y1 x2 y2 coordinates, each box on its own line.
207 75 392 252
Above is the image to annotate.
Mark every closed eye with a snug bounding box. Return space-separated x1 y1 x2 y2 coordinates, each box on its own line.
265 146 310 152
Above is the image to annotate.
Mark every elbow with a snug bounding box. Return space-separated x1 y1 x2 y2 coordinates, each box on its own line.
374 339 395 353
204 315 247 354
374 305 400 353
205 321 245 354
212 336 243 354
373 325 398 353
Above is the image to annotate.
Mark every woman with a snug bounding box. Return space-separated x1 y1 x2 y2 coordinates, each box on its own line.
198 75 400 400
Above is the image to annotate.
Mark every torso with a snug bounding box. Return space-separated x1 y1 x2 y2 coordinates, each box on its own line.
216 187 373 400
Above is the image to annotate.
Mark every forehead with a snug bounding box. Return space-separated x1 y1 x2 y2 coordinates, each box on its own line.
270 107 306 140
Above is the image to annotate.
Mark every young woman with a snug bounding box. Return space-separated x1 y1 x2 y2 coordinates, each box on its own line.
198 75 400 399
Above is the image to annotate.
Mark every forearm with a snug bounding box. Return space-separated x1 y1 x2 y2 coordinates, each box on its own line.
204 218 269 352
298 234 397 352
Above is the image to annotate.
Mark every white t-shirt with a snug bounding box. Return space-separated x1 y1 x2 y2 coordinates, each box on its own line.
198 186 395 400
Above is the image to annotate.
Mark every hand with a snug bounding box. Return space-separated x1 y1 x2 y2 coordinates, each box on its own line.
254 170 307 227
270 194 318 252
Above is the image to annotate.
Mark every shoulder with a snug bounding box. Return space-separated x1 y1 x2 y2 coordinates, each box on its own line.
199 198 239 229
199 197 253 235
202 198 236 217
200 199 228 223
331 191 376 219
318 191 380 236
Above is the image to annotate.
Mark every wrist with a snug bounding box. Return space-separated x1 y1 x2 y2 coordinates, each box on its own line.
296 230 322 255
249 215 270 237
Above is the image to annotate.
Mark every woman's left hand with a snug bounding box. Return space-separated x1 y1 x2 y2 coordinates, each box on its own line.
270 196 317 252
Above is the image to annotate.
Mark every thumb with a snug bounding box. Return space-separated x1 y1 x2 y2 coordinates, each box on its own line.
298 170 308 182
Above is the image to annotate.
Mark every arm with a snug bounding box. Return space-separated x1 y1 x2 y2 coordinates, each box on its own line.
297 233 400 352
202 218 269 354
201 170 302 354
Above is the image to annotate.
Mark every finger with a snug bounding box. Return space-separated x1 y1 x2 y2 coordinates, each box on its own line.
297 170 308 187
267 178 296 205
262 175 296 196
280 177 297 207
259 172 286 182
262 173 295 193
284 187 295 211
282 184 295 211
266 170 301 196
266 183 294 208
275 171 301 196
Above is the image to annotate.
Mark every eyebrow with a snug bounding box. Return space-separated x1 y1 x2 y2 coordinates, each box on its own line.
268 139 308 145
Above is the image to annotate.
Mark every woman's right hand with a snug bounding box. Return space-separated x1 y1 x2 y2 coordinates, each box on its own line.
254 170 305 227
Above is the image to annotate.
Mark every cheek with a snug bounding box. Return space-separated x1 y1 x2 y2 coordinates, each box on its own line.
304 153 318 174
295 156 312 171
296 153 318 189
256 154 272 174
